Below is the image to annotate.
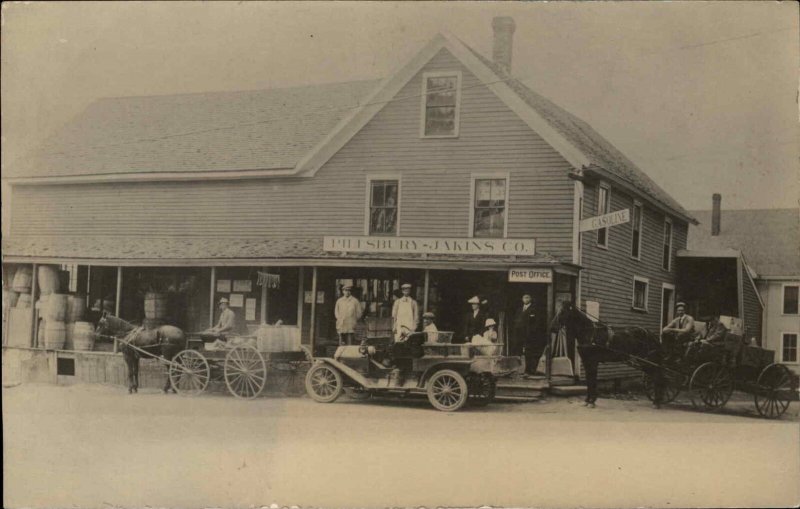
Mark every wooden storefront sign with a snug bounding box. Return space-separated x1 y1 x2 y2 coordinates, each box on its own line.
323 236 535 256
579 209 630 232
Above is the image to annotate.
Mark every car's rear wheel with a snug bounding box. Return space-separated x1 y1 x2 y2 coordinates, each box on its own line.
305 363 344 403
426 369 468 412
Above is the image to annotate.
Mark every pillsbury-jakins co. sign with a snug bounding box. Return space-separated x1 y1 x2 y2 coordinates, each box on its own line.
323 236 536 256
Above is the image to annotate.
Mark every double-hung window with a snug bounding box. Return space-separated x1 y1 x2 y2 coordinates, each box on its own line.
421 72 461 137
662 219 673 271
783 284 799 315
472 177 508 238
632 276 649 311
597 184 611 248
631 201 643 259
782 333 798 363
369 180 399 235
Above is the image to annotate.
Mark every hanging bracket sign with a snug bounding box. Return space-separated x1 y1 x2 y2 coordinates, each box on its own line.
579 209 630 232
323 236 535 256
508 268 553 283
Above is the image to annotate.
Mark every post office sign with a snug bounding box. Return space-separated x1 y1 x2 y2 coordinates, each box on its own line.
508 268 553 283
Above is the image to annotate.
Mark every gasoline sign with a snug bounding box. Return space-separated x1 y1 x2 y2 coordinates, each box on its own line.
579 209 631 232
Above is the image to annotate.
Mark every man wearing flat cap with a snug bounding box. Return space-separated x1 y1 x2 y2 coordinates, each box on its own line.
422 311 439 343
392 283 419 340
662 301 695 357
335 285 362 345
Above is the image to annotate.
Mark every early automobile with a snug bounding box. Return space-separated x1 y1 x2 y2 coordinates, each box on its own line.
304 331 522 411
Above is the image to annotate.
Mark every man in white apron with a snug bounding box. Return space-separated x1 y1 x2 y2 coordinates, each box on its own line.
392 283 419 340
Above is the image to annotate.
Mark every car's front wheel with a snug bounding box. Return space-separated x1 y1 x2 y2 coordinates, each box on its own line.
426 369 468 411
305 363 344 403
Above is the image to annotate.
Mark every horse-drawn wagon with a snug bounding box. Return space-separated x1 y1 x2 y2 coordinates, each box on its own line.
304 331 522 412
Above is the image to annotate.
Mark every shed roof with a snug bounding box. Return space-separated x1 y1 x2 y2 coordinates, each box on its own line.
687 208 800 277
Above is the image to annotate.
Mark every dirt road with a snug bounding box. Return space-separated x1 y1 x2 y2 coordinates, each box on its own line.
3 382 798 508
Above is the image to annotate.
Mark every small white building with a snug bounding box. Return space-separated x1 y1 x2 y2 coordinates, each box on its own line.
689 198 799 374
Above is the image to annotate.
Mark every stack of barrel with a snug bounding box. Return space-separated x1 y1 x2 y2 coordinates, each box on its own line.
10 265 33 309
35 265 95 351
143 292 168 330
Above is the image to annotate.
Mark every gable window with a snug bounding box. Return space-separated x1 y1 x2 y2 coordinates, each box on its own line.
421 72 461 137
631 201 643 259
632 276 649 311
472 176 508 238
783 285 799 315
596 184 611 248
662 218 673 271
782 333 798 363
369 179 399 235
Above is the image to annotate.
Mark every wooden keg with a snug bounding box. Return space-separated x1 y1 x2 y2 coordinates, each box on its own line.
44 321 67 350
46 294 69 321
144 292 168 320
37 265 60 295
16 293 32 309
72 322 96 351
12 266 32 293
66 295 86 322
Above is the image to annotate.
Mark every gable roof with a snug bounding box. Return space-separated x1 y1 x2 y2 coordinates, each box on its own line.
5 31 692 223
687 208 800 277
7 80 379 180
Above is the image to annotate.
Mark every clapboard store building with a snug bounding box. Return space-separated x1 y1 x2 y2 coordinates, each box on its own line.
2 18 698 386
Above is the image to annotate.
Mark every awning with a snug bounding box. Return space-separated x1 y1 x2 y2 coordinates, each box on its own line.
2 235 578 273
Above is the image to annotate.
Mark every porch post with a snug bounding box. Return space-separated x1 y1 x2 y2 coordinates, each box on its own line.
422 269 430 312
209 267 216 328
309 267 318 353
30 263 38 348
296 267 305 339
86 265 92 307
545 281 554 383
260 267 268 325
114 266 122 353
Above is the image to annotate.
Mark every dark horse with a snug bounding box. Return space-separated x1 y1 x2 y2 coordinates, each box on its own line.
552 302 666 407
96 313 186 394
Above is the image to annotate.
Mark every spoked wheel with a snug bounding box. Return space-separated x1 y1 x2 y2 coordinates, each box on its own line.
754 363 795 419
642 370 684 404
305 363 344 403
689 362 733 409
467 373 496 407
427 369 468 412
169 349 211 396
224 346 267 399
344 387 372 400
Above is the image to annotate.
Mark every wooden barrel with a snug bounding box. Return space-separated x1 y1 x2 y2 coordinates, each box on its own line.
44 321 67 350
46 294 69 321
37 265 60 295
12 266 32 293
65 322 75 350
16 293 31 308
66 295 86 322
73 322 95 351
144 292 168 320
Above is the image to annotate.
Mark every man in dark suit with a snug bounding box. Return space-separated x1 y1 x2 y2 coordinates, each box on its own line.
512 294 545 375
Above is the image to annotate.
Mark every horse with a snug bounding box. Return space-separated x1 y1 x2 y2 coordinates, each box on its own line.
551 302 666 408
96 313 186 394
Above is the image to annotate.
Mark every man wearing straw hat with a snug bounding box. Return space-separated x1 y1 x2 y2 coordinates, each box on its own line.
392 283 419 340
209 297 236 337
461 296 487 344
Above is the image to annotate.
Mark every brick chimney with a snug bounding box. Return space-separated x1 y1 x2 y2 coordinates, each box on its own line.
492 16 516 75
711 193 722 236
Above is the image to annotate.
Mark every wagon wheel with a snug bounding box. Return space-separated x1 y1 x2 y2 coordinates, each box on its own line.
427 369 469 412
689 362 733 409
224 346 267 399
305 363 344 403
169 349 211 396
280 346 313 397
467 372 496 407
642 370 684 404
754 363 795 419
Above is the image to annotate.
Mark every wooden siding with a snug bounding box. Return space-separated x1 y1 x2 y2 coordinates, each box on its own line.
580 181 689 332
741 265 762 345
10 48 576 260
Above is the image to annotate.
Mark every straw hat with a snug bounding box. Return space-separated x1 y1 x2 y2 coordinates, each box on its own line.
401 283 412 289
467 296 481 304
485 318 497 327
219 297 229 304
422 312 435 319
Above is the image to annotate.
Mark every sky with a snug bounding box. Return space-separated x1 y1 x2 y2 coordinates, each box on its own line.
1 1 798 221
